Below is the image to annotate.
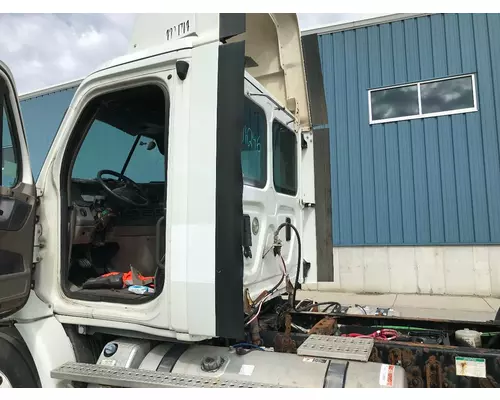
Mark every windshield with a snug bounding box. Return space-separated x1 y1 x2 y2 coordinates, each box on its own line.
72 119 164 183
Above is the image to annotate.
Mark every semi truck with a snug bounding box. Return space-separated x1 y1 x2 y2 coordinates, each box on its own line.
1 13 500 389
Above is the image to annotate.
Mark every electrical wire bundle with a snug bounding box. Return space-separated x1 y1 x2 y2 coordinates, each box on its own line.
244 255 288 327
274 221 302 309
294 301 342 314
245 220 346 329
231 343 265 353
273 221 343 314
342 329 399 341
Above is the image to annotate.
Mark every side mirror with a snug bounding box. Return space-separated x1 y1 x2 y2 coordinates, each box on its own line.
146 141 157 151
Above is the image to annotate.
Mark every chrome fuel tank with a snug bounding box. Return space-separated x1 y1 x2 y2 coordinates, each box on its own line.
164 344 407 388
92 338 408 388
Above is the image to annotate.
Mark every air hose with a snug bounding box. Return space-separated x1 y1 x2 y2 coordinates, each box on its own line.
274 221 302 310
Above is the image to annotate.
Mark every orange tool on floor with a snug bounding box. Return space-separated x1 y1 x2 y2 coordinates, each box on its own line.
82 266 154 290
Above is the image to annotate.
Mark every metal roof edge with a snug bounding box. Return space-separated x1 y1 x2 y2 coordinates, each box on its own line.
301 13 434 36
19 77 84 101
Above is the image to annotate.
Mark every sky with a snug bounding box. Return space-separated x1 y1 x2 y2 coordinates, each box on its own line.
0 13 387 94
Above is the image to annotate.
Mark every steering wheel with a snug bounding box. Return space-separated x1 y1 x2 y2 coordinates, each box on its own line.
97 169 150 207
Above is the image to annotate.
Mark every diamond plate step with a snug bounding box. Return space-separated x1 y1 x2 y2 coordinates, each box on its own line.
51 362 284 388
297 335 374 362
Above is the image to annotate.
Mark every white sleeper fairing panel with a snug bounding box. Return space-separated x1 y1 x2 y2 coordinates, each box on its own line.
184 40 219 337
228 14 311 132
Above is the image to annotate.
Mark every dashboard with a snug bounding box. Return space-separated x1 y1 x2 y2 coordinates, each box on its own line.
70 179 165 245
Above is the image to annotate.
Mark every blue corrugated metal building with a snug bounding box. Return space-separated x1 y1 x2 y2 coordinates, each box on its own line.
313 13 500 246
302 13 500 295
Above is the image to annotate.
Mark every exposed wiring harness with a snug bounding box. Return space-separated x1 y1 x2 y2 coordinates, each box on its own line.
267 256 287 294
230 342 265 355
273 221 302 310
342 329 399 341
244 255 288 326
295 301 342 313
246 220 346 328
355 304 367 314
296 298 312 309
231 343 265 351
245 298 266 326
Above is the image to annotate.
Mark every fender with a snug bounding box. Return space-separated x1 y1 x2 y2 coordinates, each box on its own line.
15 317 76 388
12 292 76 388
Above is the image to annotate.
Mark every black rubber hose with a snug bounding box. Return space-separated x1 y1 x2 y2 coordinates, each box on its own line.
268 272 285 295
274 221 302 310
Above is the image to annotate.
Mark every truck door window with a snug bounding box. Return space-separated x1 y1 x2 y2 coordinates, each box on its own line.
242 97 266 188
20 87 77 180
272 120 297 196
1 99 18 188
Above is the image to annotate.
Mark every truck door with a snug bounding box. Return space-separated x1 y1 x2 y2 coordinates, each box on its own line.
0 61 37 318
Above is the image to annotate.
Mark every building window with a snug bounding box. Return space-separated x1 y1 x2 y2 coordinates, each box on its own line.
272 120 297 196
369 74 477 124
242 97 267 188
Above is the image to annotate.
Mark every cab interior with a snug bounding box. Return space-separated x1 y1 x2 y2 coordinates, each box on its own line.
64 84 168 302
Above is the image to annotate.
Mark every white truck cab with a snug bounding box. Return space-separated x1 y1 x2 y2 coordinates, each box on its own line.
0 13 328 388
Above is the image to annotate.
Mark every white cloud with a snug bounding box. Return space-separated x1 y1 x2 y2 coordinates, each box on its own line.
0 13 135 93
0 13 387 94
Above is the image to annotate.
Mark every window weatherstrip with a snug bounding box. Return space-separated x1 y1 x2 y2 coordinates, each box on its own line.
471 73 478 112
272 119 298 197
417 82 422 115
0 93 3 187
367 90 373 124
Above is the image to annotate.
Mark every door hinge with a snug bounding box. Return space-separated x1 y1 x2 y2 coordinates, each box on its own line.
33 223 43 264
33 187 44 266
35 188 43 208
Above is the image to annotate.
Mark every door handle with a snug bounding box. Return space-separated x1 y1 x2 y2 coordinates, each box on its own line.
242 214 252 259
285 217 291 241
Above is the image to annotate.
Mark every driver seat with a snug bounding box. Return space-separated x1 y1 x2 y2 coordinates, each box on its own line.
109 236 157 277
